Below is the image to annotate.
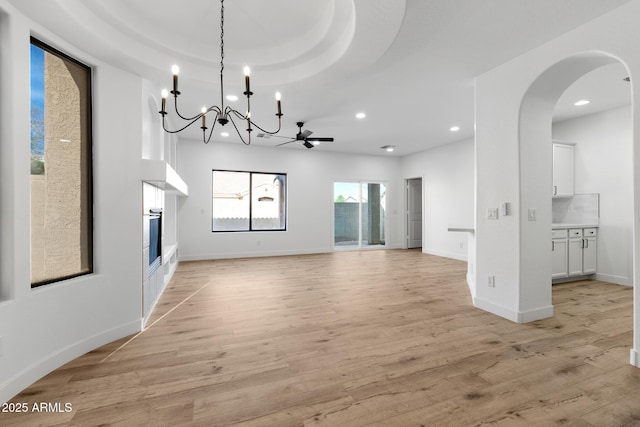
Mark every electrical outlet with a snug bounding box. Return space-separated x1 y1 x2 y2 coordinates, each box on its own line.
528 208 536 221
488 276 495 287
459 241 464 249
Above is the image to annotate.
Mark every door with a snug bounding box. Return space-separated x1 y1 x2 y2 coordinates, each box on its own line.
407 178 422 249
334 181 387 249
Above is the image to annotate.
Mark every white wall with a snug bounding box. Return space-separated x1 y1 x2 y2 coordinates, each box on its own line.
474 0 640 365
400 138 474 261
0 3 145 402
553 106 633 285
177 141 403 260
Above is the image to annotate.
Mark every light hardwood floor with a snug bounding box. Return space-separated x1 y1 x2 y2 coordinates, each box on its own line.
2 250 639 426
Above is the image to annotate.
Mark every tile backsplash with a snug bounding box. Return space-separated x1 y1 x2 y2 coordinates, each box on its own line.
552 194 599 225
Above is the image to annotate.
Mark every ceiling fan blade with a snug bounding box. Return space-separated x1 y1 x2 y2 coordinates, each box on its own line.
301 130 313 138
306 137 334 142
275 139 296 147
259 134 292 139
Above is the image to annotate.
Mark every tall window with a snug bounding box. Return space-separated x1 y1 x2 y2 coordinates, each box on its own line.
30 38 93 287
212 170 287 232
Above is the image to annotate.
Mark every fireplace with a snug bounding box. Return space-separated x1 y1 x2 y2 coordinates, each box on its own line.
148 208 162 273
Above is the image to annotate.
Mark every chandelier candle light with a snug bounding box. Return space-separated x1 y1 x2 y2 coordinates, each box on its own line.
159 0 283 144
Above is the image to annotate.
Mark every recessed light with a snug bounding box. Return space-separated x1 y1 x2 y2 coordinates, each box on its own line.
450 126 460 132
574 99 590 106
355 112 366 119
221 132 229 137
226 95 238 102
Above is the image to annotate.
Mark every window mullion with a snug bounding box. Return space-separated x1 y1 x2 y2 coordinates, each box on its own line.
249 172 253 231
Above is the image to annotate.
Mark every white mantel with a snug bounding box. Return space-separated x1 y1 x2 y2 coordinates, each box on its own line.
141 159 188 196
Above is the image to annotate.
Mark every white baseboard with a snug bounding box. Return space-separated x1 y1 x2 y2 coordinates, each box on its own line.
595 273 631 286
0 320 140 404
473 297 519 322
422 248 468 262
179 243 410 262
179 247 334 261
473 296 553 323
519 305 554 323
630 349 640 368
466 273 476 296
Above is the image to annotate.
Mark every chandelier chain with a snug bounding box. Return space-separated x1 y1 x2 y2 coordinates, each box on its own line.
160 0 282 145
220 0 224 76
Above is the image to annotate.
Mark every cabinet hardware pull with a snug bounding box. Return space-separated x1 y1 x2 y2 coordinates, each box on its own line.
552 241 555 251
585 239 589 249
553 185 557 195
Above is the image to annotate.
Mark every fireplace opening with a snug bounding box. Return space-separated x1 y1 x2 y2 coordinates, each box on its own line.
149 208 162 273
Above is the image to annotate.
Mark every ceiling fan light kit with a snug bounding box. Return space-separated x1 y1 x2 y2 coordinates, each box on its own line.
158 0 282 145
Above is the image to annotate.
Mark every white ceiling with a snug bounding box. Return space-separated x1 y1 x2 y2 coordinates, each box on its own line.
10 0 633 156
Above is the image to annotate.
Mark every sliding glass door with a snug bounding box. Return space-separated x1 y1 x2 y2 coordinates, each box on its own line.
334 181 386 249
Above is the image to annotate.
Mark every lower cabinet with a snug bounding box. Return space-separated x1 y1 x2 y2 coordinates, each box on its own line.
552 227 597 280
568 229 584 276
552 229 568 279
583 233 597 274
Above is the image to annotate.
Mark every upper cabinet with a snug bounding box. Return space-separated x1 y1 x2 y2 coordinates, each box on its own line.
552 142 575 197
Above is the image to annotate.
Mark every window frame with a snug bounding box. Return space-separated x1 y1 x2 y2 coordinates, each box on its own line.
30 37 94 288
211 169 287 233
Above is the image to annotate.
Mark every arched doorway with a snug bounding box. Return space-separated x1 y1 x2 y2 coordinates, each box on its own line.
518 52 636 363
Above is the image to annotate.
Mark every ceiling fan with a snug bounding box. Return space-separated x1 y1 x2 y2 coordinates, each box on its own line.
257 122 334 149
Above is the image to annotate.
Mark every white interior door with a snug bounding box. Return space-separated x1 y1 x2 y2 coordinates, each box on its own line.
407 178 422 249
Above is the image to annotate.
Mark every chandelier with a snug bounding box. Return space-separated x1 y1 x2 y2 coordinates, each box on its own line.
159 0 283 144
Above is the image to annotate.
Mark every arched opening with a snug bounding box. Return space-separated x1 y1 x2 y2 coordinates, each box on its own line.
518 52 635 362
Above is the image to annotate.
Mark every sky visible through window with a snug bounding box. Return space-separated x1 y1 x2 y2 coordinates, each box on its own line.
30 44 45 161
334 182 360 202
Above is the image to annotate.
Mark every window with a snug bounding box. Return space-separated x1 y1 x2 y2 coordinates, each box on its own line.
212 170 286 232
30 38 93 287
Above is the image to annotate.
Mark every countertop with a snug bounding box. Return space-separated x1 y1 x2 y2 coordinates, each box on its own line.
552 223 598 229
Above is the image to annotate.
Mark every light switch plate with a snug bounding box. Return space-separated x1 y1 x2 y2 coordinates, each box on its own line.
487 208 499 220
501 202 510 216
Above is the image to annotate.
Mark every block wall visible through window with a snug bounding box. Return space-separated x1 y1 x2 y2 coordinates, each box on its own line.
30 38 93 287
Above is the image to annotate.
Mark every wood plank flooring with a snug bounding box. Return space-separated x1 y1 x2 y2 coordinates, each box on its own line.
2 249 639 426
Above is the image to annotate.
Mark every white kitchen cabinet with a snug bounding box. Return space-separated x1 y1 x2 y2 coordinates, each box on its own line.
552 143 574 197
552 227 597 280
568 234 584 276
551 229 568 278
583 229 598 274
